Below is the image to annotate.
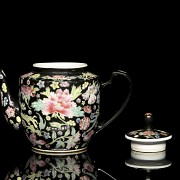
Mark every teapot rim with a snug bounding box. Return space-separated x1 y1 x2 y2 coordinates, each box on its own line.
33 62 88 69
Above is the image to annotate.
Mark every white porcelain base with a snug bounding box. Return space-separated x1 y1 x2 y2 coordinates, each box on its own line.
131 150 166 160
130 141 166 152
125 159 172 170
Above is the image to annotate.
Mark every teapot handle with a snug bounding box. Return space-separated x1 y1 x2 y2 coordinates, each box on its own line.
96 70 132 134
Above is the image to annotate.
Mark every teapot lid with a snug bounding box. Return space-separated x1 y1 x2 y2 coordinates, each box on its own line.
125 113 172 152
125 113 172 142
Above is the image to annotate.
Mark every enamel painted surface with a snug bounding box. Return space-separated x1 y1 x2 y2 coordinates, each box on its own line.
33 62 88 69
125 130 172 142
18 69 99 153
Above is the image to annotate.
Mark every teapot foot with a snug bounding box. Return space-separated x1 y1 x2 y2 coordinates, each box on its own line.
31 147 87 155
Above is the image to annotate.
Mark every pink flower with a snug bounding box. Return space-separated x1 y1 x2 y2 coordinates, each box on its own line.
80 176 90 180
5 106 15 118
83 105 92 113
66 132 81 149
42 89 75 117
83 161 94 172
143 130 155 136
29 133 46 146
82 85 98 104
29 133 36 145
79 117 90 130
29 155 46 172
21 85 34 96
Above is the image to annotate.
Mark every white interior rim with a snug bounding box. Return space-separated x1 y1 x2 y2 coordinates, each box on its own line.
33 62 88 69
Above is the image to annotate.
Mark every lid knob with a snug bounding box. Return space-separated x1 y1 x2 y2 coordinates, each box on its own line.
144 113 153 130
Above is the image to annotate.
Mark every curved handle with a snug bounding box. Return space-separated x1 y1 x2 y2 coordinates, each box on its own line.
96 70 132 134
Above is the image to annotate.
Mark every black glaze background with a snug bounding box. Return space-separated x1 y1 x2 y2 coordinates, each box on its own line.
0 10 178 179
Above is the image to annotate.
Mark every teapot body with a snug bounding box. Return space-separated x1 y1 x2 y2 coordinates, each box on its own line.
19 63 100 154
1 62 132 155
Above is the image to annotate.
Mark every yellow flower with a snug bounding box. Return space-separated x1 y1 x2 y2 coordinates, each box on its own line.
16 116 21 123
46 116 51 121
46 127 51 131
10 174 14 178
2 83 7 93
50 81 59 90
20 103 26 110
82 82 89 89
67 120 76 126
9 120 14 124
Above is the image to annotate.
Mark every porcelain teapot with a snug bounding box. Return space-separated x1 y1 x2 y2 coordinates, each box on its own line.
0 62 132 155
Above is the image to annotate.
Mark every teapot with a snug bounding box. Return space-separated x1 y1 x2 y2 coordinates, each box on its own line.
0 62 132 155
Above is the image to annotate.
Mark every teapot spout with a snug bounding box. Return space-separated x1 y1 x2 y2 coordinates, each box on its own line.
0 69 21 130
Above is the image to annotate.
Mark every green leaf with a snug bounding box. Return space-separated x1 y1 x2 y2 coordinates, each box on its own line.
55 158 61 166
71 85 82 100
64 129 70 136
52 169 57 178
32 87 39 93
71 127 76 136
72 106 84 117
41 87 50 97
52 131 57 139
65 173 70 179
71 172 76 180
31 99 44 111
50 122 62 129
39 114 46 130
30 73 40 79
21 113 38 128
55 141 61 148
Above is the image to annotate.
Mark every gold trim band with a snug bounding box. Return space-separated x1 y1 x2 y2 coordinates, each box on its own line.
31 147 88 156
